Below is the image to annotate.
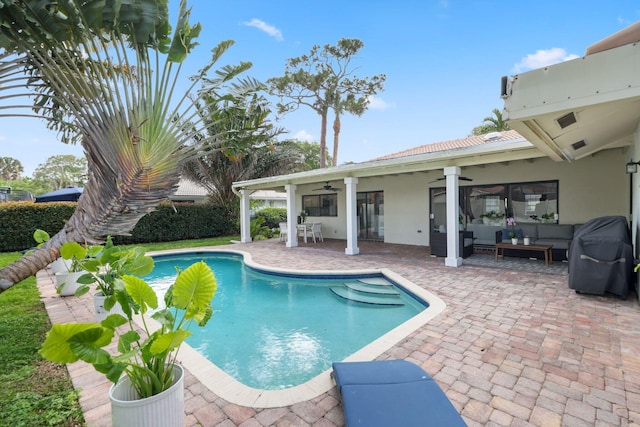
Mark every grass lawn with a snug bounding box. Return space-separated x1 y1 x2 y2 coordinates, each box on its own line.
0 236 238 427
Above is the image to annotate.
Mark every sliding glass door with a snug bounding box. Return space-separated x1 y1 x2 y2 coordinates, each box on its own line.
357 191 384 241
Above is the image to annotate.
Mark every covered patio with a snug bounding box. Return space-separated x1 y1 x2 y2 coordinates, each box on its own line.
40 239 640 426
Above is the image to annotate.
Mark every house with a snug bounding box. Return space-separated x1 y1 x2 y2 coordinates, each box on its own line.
233 23 640 266
170 179 287 210
502 20 640 257
232 127 629 265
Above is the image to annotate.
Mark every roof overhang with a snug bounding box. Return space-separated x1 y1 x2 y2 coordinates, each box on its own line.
233 138 546 191
502 41 640 162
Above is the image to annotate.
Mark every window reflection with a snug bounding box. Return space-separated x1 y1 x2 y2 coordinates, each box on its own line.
430 180 559 230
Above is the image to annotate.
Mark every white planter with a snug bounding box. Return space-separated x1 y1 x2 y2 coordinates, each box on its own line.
110 364 185 427
511 238 519 245
49 258 70 274
94 292 126 322
55 271 85 296
523 237 531 246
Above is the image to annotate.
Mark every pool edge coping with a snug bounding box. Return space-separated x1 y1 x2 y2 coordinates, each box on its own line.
141 247 447 408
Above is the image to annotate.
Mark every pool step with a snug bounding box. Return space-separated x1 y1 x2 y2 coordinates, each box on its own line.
358 278 393 286
330 286 404 306
344 282 400 295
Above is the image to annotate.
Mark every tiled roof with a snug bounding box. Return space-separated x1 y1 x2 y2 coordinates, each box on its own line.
370 129 524 161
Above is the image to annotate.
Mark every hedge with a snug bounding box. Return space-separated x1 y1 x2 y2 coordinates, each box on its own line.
254 207 287 229
0 202 237 252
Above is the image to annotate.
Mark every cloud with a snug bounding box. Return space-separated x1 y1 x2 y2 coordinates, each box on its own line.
512 48 580 73
243 19 283 42
367 96 395 111
294 130 315 142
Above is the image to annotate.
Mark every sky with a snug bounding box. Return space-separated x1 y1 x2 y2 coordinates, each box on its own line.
2 1 640 177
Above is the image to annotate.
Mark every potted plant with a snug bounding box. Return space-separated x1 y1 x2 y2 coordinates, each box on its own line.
39 258 217 427
506 217 519 244
480 210 505 226
54 241 92 296
71 237 155 321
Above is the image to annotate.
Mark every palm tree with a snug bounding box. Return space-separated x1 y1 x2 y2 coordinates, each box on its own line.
471 108 510 135
182 92 301 207
0 0 258 291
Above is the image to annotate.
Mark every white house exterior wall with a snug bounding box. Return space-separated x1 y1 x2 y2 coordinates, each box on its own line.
294 148 628 248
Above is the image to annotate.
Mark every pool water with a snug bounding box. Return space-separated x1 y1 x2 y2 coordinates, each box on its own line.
145 252 428 390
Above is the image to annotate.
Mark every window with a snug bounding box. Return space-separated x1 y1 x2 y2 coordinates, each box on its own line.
430 180 559 229
302 194 338 217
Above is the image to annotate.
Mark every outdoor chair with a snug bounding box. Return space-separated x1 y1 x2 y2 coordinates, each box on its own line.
310 222 324 243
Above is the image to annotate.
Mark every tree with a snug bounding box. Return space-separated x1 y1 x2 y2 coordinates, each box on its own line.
0 0 259 291
471 108 510 136
284 139 331 172
0 156 23 180
32 155 87 190
182 91 301 208
268 38 385 168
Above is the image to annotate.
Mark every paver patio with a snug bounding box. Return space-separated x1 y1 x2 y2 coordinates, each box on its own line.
37 239 640 426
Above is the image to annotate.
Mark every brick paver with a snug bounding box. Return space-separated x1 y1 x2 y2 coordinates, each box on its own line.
37 239 640 426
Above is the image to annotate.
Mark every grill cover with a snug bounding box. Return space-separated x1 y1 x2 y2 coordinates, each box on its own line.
568 216 633 299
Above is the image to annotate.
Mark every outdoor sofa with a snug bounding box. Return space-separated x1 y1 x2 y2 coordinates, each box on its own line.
466 222 580 261
495 222 580 261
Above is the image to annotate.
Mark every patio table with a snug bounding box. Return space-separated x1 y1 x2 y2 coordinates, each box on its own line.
495 242 553 267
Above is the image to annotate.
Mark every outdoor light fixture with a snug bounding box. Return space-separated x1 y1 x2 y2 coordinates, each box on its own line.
626 160 640 174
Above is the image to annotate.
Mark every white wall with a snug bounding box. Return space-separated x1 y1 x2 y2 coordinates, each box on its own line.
293 148 629 247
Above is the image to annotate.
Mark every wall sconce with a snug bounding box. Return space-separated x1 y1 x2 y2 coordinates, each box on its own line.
626 160 640 174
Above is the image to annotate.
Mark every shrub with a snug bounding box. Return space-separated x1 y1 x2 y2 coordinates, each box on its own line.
255 207 287 229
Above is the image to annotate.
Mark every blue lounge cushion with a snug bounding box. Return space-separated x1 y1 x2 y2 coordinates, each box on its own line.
501 228 523 239
332 360 466 427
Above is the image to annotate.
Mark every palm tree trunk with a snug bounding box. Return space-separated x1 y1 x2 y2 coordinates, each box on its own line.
332 114 341 167
320 108 328 168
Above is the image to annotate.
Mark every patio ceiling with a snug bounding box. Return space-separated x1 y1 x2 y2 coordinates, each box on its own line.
502 28 640 162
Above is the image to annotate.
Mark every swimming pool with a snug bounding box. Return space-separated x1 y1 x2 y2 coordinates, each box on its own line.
141 249 446 407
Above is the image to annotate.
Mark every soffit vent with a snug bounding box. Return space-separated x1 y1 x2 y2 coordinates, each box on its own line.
571 140 586 150
557 112 577 129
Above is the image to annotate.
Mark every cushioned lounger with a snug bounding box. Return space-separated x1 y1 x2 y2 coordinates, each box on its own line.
332 360 467 427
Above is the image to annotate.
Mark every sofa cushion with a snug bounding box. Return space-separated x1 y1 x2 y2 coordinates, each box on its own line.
501 228 523 239
519 223 538 239
538 224 574 240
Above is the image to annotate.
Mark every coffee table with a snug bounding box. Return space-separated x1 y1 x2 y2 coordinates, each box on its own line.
495 242 553 267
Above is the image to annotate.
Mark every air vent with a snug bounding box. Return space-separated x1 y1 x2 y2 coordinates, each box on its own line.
571 140 586 150
557 112 577 129
483 132 502 141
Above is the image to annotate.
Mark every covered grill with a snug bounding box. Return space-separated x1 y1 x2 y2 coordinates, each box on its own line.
568 216 633 299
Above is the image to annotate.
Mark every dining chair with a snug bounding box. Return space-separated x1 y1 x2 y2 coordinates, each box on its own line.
311 222 324 243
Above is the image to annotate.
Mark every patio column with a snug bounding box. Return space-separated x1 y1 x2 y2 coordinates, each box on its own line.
239 189 252 243
444 166 462 267
285 184 298 248
344 177 360 255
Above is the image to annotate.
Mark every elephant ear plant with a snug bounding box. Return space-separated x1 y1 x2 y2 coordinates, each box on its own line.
40 259 217 398
72 236 155 312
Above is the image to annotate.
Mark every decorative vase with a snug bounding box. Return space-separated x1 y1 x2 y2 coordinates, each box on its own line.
109 364 185 427
511 238 518 245
94 292 126 322
55 271 84 296
523 237 531 246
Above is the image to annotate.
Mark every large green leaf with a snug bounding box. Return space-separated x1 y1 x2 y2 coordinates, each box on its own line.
39 323 104 364
123 275 158 313
59 242 87 261
171 261 216 322
149 330 191 355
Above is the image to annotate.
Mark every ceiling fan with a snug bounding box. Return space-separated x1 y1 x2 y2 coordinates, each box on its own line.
313 181 342 191
429 176 473 184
